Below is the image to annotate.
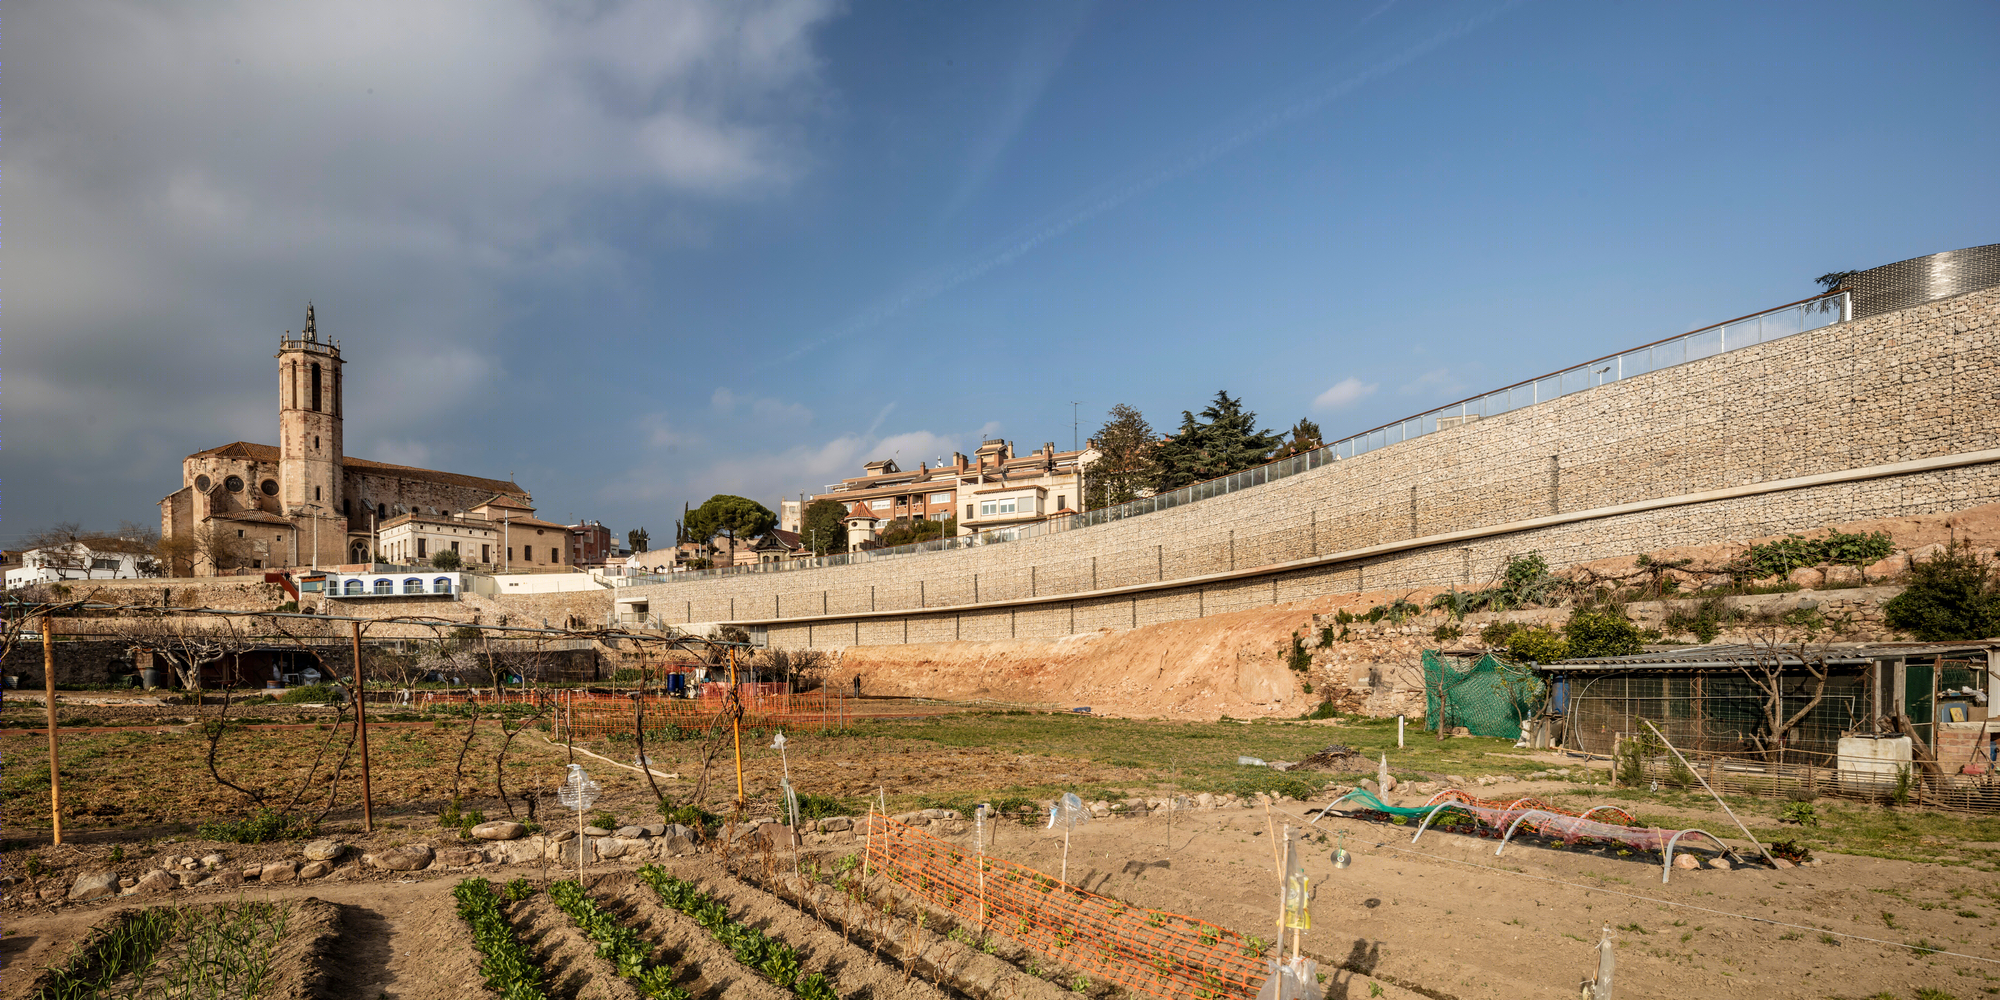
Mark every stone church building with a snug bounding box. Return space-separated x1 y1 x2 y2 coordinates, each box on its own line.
159 306 543 575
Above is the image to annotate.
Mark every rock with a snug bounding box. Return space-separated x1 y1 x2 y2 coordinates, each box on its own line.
260 861 299 884
1088 802 1110 818
298 861 332 880
470 821 527 842
1381 774 1397 794
663 836 694 855
641 824 666 837
582 826 611 838
137 870 178 893
241 865 263 881
595 838 627 860
1554 769 1571 777
749 816 777 826
213 869 244 888
120 877 138 888
1446 775 1467 786
1450 726 1471 737
1357 778 1379 793
1673 853 1702 870
1195 793 1215 810
1707 856 1732 871
200 853 227 868
664 823 696 840
40 887 67 903
755 825 802 850
1527 771 1549 780
68 872 120 902
1787 567 1824 589
179 856 198 868
550 829 577 843
365 844 435 872
177 871 203 888
818 816 853 833
436 848 483 868
302 839 347 861
1772 858 1795 869
614 826 647 839
1822 565 1861 587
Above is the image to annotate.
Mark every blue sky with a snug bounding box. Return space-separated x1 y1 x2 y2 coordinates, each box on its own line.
9 0 1998 545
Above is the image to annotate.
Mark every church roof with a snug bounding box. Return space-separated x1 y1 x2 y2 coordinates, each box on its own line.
187 441 524 495
209 509 296 526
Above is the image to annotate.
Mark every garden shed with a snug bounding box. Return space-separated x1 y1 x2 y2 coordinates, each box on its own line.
1543 642 1998 804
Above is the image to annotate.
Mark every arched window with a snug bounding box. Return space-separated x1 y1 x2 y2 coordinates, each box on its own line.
310 363 322 412
344 579 363 595
403 578 424 595
433 577 453 594
373 578 393 595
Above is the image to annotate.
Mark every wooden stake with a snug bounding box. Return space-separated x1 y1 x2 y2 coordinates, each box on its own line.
1264 802 1282 878
351 621 374 833
43 616 62 846
729 647 745 817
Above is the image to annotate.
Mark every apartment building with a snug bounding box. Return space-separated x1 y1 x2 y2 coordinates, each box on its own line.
806 438 1091 541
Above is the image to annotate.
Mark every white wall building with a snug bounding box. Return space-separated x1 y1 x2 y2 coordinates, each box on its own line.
5 543 158 588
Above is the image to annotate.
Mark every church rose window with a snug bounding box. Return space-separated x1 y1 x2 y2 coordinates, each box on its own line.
224 475 245 493
195 475 212 492
261 479 278 496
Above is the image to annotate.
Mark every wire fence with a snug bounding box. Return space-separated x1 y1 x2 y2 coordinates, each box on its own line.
860 812 1270 999
666 291 1849 583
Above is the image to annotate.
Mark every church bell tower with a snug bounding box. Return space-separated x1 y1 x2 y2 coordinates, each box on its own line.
276 304 345 562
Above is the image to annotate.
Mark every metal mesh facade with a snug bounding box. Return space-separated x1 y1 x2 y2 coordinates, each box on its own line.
1848 244 2000 319
1564 669 1870 758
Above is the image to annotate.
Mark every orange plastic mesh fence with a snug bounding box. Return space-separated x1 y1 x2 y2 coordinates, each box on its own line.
863 813 1270 999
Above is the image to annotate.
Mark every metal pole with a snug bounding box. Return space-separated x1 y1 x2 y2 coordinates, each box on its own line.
351 620 374 833
43 616 63 845
1642 720 1775 869
729 647 745 816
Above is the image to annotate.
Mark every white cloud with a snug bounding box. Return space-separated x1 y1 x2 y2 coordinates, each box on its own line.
712 387 813 424
1312 377 1379 412
603 427 966 508
711 388 739 413
1400 367 1467 398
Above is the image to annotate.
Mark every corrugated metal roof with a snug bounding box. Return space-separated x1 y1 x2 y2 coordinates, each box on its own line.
1543 641 1997 671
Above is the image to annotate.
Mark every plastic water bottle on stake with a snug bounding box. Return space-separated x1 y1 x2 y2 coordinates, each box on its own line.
557 764 600 881
1046 792 1090 883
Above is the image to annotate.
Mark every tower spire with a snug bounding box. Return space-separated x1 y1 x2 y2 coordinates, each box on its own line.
304 301 317 341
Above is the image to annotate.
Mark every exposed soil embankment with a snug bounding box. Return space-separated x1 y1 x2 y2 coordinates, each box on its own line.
840 502 2000 721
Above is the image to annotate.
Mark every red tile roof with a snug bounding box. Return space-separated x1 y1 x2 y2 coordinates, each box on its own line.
187 441 524 495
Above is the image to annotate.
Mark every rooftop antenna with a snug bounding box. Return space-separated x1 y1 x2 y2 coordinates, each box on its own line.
1071 401 1083 451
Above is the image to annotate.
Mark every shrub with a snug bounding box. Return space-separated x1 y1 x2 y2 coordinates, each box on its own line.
199 808 316 844
1661 594 1733 642
1504 626 1568 665
1563 608 1645 659
1478 621 1523 647
1882 539 2000 641
277 683 336 704
1737 530 1894 580
1284 633 1311 672
1430 623 1463 643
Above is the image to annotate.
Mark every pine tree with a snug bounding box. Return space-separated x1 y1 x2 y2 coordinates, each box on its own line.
1152 391 1282 491
1280 418 1323 457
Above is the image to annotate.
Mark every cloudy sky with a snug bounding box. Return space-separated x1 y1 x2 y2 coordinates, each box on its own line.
9 0 1998 545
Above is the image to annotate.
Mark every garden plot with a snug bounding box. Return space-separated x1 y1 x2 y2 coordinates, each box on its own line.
21 897 340 999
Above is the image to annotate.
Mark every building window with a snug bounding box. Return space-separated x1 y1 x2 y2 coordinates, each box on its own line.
315 486 321 501
965 503 973 520
344 579 363 595
310 363 322 412
417 538 427 558
262 479 279 496
377 503 387 518
433 577 452 594
979 498 1018 517
403 578 423 594
550 547 559 562
196 474 212 492
225 475 245 493
373 579 394 595
482 544 490 563
870 499 891 510
450 541 460 553
931 492 952 504
507 547 513 561
1056 494 1066 510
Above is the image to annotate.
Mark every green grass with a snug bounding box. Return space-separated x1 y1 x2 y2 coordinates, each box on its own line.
837 711 1547 812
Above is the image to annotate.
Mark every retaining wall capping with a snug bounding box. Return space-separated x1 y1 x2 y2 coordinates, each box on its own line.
599 286 1998 649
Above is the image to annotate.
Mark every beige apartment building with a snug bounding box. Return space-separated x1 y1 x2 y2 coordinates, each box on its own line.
805 438 1093 545
375 495 574 572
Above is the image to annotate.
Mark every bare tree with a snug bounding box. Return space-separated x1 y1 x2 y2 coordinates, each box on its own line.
754 647 832 691
1729 639 1832 762
125 614 249 692
191 523 252 574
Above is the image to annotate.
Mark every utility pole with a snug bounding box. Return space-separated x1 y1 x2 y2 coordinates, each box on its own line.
351 620 374 833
